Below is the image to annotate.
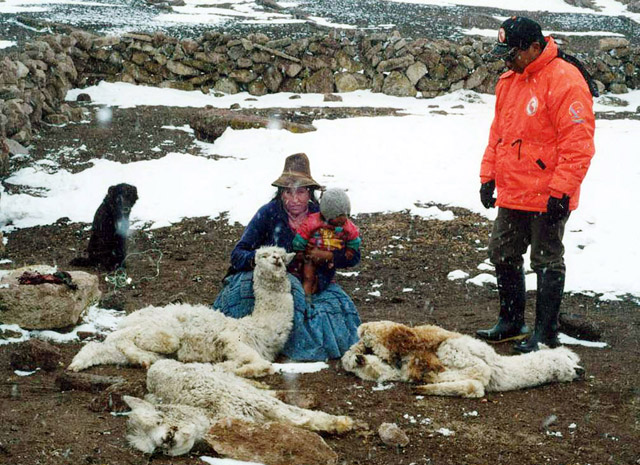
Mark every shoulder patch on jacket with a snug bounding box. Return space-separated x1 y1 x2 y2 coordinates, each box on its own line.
569 101 586 124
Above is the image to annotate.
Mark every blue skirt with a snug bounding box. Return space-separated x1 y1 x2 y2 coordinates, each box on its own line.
212 272 361 361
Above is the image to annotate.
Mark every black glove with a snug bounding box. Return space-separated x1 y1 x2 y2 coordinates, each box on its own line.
480 180 496 209
546 194 570 223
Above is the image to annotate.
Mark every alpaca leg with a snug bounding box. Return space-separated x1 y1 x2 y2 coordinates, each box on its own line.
134 327 181 355
261 399 354 434
216 332 273 378
414 379 486 398
342 343 404 383
68 341 128 372
115 337 163 368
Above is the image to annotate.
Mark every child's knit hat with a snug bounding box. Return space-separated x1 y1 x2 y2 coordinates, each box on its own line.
320 188 351 220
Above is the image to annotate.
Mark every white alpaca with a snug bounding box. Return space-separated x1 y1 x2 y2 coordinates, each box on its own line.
341 321 584 398
124 359 355 456
69 246 296 377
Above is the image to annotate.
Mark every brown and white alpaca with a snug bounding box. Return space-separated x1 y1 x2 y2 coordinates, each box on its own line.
342 321 583 398
124 359 355 456
69 246 295 378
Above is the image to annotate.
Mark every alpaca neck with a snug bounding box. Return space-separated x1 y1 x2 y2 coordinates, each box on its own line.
251 269 293 323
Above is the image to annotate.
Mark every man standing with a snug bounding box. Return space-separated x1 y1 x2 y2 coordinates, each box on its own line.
477 17 596 352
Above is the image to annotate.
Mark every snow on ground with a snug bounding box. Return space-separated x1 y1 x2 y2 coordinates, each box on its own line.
201 456 263 465
1 85 639 301
383 0 640 23
0 40 17 48
462 27 626 38
0 305 126 345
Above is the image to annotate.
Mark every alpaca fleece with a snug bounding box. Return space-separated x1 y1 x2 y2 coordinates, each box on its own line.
342 320 583 398
69 246 295 378
123 359 354 456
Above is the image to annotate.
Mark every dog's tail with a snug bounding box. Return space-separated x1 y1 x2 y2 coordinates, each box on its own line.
67 341 128 372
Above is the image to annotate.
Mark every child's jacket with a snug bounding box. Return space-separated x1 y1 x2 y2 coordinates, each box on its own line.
293 212 361 252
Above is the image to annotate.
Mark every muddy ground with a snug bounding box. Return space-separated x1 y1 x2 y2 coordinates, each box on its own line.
0 105 638 465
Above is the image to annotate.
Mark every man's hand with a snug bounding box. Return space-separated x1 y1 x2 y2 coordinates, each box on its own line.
546 194 570 223
306 247 334 265
480 180 496 209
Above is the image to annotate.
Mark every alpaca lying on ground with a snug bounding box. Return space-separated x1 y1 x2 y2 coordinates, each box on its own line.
124 359 355 456
69 246 295 377
341 321 584 398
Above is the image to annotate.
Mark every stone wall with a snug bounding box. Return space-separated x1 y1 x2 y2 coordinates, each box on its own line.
1 29 639 155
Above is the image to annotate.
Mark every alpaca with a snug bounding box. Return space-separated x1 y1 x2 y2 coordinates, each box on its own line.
124 359 355 456
68 246 295 377
341 321 584 398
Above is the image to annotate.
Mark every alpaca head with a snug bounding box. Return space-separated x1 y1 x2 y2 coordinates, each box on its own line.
123 396 209 456
254 246 295 279
548 346 585 381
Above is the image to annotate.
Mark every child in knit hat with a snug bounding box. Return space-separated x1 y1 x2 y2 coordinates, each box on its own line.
293 188 362 296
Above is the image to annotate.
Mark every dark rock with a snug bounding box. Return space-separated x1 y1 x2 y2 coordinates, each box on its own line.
559 313 602 341
10 339 62 371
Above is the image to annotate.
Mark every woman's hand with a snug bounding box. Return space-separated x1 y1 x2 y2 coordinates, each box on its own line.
305 247 334 265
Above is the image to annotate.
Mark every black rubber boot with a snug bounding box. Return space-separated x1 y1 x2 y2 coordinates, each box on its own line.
477 265 530 343
514 270 564 353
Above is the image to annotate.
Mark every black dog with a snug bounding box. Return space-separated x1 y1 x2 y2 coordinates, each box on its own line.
71 183 138 271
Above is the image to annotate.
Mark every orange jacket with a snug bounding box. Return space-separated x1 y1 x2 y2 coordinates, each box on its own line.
480 37 595 212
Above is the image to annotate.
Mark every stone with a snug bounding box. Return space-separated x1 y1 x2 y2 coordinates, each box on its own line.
304 68 334 94
190 109 316 143
335 72 360 93
229 69 257 83
598 38 630 52
76 93 92 103
558 313 602 341
376 54 415 73
378 422 409 447
89 380 146 413
0 138 9 177
464 65 489 90
10 339 62 372
55 372 125 393
205 418 338 465
213 77 240 94
44 114 69 125
248 80 268 96
323 93 342 102
0 267 101 330
166 60 200 76
405 61 427 86
609 82 629 94
264 66 283 92
382 71 416 97
335 50 362 73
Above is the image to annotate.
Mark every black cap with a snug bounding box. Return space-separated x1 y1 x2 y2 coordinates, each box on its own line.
490 16 545 58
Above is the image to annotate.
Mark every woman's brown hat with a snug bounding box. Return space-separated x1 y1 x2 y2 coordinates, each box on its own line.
271 153 322 189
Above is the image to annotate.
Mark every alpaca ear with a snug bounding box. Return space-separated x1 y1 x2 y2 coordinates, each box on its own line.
123 395 153 412
285 252 296 265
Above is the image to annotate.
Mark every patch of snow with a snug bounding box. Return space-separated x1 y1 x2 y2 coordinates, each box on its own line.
372 382 395 391
272 362 328 374
14 369 38 376
436 427 455 436
447 270 469 280
466 273 496 287
558 333 608 348
337 271 359 277
201 456 264 465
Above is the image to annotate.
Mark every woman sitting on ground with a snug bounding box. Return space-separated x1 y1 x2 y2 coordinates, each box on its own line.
212 153 361 361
